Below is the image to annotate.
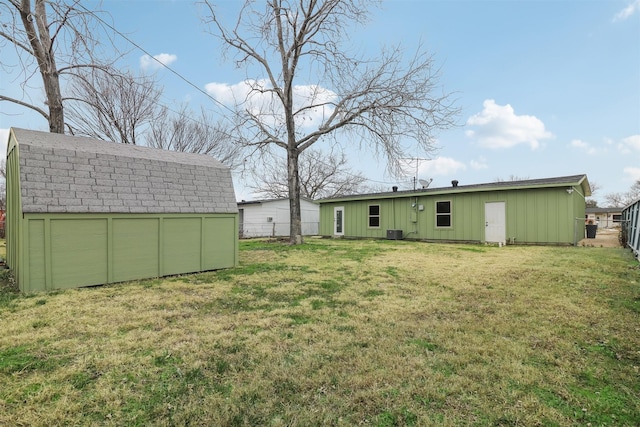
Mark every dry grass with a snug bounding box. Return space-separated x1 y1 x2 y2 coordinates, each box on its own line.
0 238 638 426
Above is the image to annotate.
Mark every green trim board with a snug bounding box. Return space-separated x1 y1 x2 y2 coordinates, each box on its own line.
318 175 589 245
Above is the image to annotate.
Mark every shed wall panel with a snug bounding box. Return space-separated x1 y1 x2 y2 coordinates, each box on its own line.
112 218 160 282
203 217 237 269
163 218 202 276
17 213 237 292
50 219 108 288
27 220 46 291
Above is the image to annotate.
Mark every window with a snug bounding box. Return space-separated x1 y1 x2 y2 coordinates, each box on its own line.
613 214 622 223
436 201 451 228
368 205 380 227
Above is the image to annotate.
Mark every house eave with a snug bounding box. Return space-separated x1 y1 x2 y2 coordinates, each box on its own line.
317 174 590 203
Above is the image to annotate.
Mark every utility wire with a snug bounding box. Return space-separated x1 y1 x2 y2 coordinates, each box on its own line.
76 4 422 190
78 4 236 117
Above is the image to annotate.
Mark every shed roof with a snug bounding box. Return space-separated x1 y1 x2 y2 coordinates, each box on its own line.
317 174 591 203
10 127 237 214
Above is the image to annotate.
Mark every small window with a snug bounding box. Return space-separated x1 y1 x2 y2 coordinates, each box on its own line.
436 201 451 228
613 214 622 222
368 205 380 228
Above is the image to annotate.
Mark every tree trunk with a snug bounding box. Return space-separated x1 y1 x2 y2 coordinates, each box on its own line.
20 0 65 133
287 147 303 245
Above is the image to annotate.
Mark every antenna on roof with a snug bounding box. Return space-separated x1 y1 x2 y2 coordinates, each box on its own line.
418 178 433 189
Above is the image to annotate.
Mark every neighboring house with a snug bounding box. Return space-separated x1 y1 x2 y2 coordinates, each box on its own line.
585 207 623 228
622 198 639 261
317 175 591 246
6 128 238 292
238 198 319 238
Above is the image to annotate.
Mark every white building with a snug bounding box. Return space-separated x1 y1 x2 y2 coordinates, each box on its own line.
585 207 623 228
238 198 319 238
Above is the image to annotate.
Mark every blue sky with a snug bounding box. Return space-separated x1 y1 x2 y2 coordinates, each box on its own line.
1 0 639 205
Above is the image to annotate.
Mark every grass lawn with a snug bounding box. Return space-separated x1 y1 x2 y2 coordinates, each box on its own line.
0 238 638 426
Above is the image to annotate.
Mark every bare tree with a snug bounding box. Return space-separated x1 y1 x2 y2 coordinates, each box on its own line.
249 149 370 199
65 67 161 144
203 0 458 244
494 175 530 182
604 179 640 207
146 105 242 167
0 0 119 133
585 180 601 208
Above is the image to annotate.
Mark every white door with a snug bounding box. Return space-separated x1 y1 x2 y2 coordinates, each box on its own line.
485 202 506 244
334 206 344 236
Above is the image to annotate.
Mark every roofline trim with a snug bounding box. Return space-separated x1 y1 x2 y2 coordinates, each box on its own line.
317 175 589 203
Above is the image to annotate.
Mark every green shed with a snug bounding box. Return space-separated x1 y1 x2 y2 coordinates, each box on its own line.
6 128 238 292
318 175 590 245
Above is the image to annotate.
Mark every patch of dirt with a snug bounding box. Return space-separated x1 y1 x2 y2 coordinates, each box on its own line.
578 227 621 248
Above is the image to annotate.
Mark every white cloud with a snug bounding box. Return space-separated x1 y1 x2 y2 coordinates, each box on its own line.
623 166 640 182
465 99 553 150
613 0 640 22
570 139 588 149
418 156 466 176
140 53 177 71
619 134 640 153
570 139 597 155
470 156 488 170
205 79 337 130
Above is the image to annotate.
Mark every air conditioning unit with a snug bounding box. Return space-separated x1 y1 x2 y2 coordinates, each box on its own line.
386 229 403 240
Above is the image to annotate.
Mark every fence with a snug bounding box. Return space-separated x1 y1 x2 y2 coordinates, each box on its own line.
622 199 640 261
239 221 320 238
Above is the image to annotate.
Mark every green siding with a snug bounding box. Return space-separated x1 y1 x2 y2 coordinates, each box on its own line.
50 219 109 289
320 186 585 245
6 134 21 283
112 219 160 282
163 218 202 276
16 213 238 292
203 217 237 270
27 220 45 291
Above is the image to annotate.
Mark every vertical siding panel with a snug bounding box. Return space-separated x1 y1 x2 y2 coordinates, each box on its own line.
50 219 108 289
163 217 201 276
112 218 160 282
26 219 45 292
6 135 21 285
203 216 237 270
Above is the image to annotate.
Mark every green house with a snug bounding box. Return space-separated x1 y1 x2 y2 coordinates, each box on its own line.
6 128 238 292
318 175 590 245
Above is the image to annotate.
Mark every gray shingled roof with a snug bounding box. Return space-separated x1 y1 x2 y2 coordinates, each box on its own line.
12 128 238 214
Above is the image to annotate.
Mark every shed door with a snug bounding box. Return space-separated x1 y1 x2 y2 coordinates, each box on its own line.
485 202 506 244
334 206 344 236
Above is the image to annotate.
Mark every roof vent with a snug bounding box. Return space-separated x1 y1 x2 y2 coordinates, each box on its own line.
452 180 459 187
392 186 398 192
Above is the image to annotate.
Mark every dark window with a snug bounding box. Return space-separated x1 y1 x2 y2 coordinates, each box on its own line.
613 214 622 222
436 201 451 228
369 205 380 227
